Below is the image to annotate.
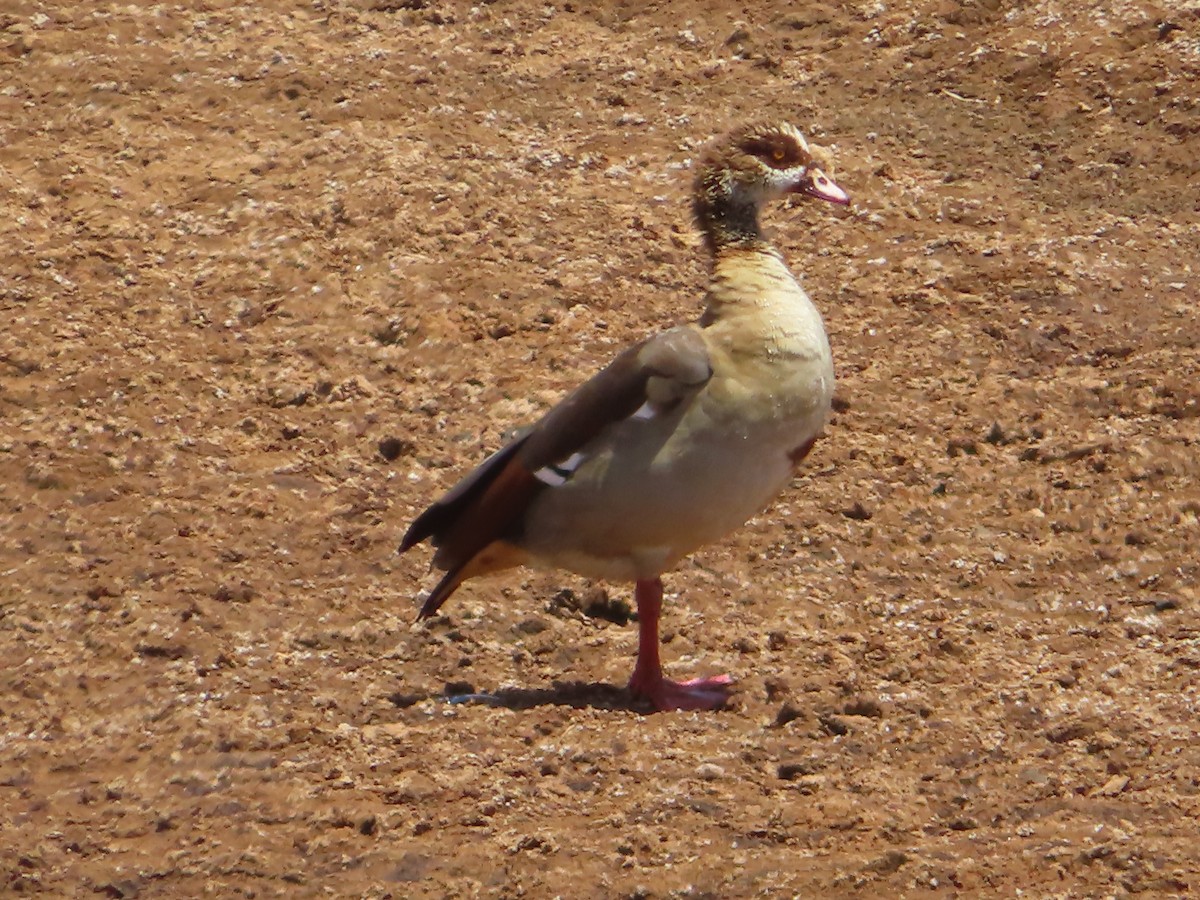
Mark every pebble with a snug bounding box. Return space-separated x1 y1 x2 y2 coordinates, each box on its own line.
1097 775 1129 796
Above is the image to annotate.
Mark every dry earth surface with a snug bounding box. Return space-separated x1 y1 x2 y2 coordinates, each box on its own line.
3 0 1200 897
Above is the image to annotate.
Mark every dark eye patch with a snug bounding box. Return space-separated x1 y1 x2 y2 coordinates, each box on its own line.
744 134 807 169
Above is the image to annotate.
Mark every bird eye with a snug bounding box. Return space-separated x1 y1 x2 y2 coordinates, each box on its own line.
772 148 785 163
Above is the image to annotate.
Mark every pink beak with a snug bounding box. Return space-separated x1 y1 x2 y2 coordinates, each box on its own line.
798 167 850 205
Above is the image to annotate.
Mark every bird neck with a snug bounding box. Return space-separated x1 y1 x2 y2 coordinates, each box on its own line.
699 244 813 333
692 190 770 256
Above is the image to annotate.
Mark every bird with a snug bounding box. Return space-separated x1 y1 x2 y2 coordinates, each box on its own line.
400 121 849 711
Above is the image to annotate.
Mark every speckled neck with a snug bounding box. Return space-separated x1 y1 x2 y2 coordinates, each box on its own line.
692 189 768 256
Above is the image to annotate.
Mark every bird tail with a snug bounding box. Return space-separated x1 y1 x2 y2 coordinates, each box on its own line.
417 566 468 620
414 540 527 620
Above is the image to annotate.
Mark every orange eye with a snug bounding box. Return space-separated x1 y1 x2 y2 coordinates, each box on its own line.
772 148 785 162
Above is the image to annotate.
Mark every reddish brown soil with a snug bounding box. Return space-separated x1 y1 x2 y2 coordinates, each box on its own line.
3 1 1200 896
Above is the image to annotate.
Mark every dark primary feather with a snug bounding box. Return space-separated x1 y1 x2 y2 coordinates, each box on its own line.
399 437 527 554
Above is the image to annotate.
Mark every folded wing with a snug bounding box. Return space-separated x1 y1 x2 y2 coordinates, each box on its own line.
400 326 712 618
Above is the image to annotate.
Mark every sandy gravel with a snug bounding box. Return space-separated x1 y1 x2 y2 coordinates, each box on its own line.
3 1 1200 896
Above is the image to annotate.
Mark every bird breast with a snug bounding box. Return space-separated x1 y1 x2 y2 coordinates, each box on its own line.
700 251 835 435
518 255 834 583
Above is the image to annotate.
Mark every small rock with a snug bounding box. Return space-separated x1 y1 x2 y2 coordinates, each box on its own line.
489 322 515 339
246 153 274 175
94 881 141 899
266 383 310 408
1125 620 1157 639
135 643 186 660
946 437 977 457
724 26 752 46
1055 671 1077 688
777 758 822 780
510 834 553 854
548 586 633 625
331 375 376 401
696 763 725 780
1079 844 1115 862
733 636 758 654
25 464 63 489
819 713 850 736
213 582 254 603
513 617 549 636
763 677 789 702
373 318 411 346
785 773 826 793
841 501 872 521
778 9 834 30
842 697 883 718
773 703 805 727
1045 720 1092 744
864 849 908 874
378 436 413 461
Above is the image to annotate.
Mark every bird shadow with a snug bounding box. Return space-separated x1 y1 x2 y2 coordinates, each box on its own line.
464 680 652 713
389 681 655 713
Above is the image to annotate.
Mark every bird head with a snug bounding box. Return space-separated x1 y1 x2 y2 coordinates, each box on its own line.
695 122 850 210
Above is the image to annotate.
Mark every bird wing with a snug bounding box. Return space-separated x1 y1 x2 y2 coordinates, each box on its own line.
401 325 712 618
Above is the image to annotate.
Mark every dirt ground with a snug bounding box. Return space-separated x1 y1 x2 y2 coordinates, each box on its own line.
3 0 1200 896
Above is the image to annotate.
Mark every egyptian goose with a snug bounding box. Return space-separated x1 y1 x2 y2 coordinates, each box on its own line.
401 122 849 711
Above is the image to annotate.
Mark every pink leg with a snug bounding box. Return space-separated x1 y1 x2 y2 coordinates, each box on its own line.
627 578 733 711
